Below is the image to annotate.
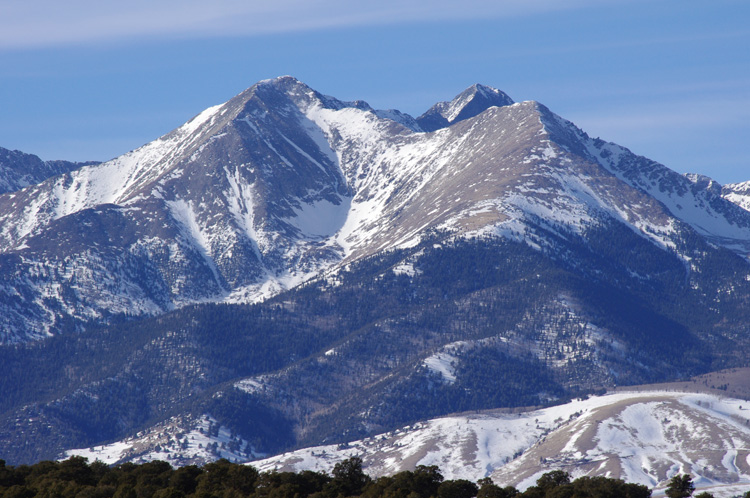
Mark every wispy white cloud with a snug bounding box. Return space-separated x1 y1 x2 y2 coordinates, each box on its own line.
0 0 627 50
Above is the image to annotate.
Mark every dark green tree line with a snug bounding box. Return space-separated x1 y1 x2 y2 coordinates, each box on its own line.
0 456 670 498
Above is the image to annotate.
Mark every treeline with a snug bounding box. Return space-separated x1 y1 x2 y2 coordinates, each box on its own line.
0 455 671 498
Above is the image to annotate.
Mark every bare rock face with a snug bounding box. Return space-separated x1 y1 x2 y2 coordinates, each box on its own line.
0 146 95 194
416 83 515 131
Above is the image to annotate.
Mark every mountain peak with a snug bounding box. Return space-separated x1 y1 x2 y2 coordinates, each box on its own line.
416 83 514 132
254 75 311 94
249 75 316 102
470 83 509 99
246 75 375 116
685 172 723 196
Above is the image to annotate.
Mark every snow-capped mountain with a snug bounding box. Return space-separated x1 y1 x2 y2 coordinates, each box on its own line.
0 78 353 340
3 76 750 342
5 77 750 470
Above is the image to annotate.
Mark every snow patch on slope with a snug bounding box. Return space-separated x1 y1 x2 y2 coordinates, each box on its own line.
423 352 458 384
167 199 226 293
223 166 266 261
722 181 750 213
422 341 470 384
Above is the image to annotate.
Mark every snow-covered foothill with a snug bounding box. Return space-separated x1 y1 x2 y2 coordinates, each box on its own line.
252 391 750 498
65 414 262 466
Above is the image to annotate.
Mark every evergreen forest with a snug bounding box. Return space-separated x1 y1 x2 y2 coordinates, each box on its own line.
2 455 712 498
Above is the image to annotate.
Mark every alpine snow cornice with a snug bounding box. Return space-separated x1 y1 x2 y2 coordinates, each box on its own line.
2 75 750 342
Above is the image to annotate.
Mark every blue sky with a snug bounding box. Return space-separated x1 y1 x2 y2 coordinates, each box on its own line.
1 0 748 183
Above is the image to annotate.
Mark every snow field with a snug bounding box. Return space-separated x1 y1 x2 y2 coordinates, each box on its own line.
66 415 261 466
252 391 750 498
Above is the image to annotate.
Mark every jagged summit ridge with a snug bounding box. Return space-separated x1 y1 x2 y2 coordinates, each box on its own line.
0 147 96 195
416 83 515 132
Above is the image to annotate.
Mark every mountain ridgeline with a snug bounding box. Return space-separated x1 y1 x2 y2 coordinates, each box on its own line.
0 147 99 195
2 77 750 468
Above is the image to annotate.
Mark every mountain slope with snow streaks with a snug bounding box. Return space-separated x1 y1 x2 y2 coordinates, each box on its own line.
3 76 750 345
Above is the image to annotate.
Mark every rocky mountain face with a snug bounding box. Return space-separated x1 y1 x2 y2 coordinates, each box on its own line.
722 180 750 212
415 84 515 131
3 77 750 474
0 79 354 341
0 146 96 195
